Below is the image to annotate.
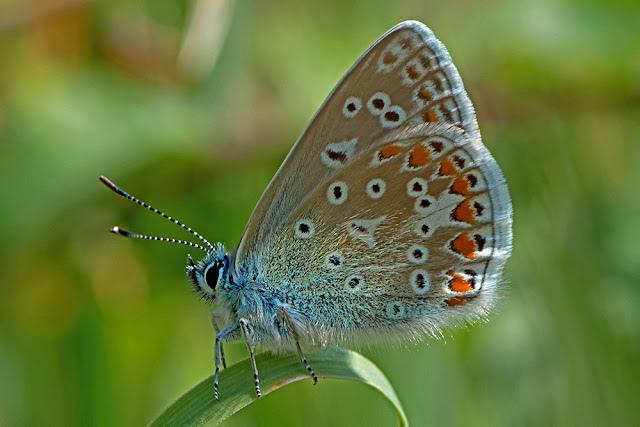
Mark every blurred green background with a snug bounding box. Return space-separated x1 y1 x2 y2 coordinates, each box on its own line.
1 0 638 425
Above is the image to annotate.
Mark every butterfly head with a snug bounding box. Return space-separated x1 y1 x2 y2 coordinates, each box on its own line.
187 243 230 302
99 176 233 303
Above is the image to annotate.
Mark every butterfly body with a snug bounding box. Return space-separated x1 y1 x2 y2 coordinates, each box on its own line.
104 20 512 399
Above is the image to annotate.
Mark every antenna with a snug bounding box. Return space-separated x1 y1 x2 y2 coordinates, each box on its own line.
110 226 209 253
100 176 214 253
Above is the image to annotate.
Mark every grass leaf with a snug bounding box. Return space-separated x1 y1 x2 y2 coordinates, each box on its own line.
150 346 408 426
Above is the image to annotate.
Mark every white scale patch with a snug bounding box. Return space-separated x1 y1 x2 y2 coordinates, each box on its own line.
410 269 431 295
366 178 386 199
327 181 348 205
321 138 358 168
410 211 451 237
406 177 428 197
347 216 386 248
294 219 315 239
342 96 362 118
407 244 428 264
409 191 471 233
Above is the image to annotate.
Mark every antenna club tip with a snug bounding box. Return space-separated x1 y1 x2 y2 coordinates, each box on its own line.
100 176 123 194
110 226 134 237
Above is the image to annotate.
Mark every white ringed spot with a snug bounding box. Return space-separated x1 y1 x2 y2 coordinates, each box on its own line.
414 196 435 214
327 181 348 205
367 92 391 116
385 301 406 320
366 178 386 199
380 105 406 128
342 96 362 118
410 269 431 295
325 252 344 269
407 244 428 264
413 220 434 238
294 219 315 239
407 177 428 197
345 275 362 292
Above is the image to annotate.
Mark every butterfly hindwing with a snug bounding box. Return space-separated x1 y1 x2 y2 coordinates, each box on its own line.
257 124 511 341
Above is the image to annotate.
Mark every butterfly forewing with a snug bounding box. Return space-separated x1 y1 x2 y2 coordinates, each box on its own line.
233 21 512 341
235 22 481 265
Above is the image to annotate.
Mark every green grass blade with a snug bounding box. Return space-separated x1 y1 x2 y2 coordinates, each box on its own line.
150 346 408 426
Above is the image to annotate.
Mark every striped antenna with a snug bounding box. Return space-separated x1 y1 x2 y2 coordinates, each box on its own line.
100 176 214 253
110 226 209 253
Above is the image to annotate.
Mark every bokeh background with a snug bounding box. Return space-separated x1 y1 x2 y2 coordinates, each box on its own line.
1 0 638 425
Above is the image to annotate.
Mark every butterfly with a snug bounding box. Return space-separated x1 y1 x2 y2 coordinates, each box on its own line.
101 20 512 399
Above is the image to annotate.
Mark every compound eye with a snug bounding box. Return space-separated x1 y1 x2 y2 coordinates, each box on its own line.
203 262 221 291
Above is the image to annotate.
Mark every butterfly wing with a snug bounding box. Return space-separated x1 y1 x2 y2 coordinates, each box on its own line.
233 21 512 340
235 21 481 263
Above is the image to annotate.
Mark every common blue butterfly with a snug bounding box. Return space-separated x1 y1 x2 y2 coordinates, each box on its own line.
101 20 512 399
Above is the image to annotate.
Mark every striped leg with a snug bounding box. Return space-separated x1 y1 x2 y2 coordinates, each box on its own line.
280 307 318 385
239 318 261 398
214 324 239 400
210 312 226 369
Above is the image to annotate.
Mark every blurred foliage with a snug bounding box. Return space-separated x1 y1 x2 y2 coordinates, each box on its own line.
1 0 639 425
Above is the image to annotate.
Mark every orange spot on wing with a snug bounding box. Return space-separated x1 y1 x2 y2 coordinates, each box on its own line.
423 109 438 122
379 145 404 159
418 87 433 100
451 233 477 259
453 199 475 224
448 272 474 292
446 296 468 306
451 176 472 195
408 145 431 167
383 52 398 65
439 158 458 175
407 65 420 80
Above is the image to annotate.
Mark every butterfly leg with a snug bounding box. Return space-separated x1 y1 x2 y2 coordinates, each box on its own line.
239 318 261 398
214 324 239 400
280 307 318 386
210 312 226 368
